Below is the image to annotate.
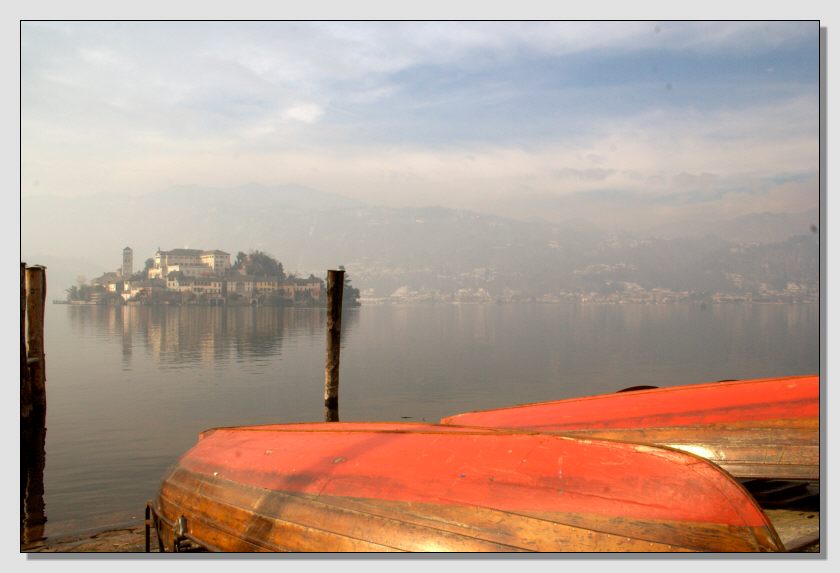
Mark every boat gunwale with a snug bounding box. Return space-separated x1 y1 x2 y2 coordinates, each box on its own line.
440 375 819 424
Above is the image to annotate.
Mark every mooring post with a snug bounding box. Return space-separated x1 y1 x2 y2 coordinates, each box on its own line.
22 264 48 546
324 269 345 422
21 262 30 420
25 265 47 414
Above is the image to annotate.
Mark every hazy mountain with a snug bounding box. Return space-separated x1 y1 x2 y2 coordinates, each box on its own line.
652 209 819 244
21 184 819 298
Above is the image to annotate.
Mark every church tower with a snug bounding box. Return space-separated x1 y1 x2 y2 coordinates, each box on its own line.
122 246 133 277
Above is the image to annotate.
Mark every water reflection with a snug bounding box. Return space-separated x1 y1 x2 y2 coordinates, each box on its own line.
64 305 359 370
20 415 47 546
36 305 361 540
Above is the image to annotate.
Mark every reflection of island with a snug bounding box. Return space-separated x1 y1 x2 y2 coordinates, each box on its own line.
66 305 360 369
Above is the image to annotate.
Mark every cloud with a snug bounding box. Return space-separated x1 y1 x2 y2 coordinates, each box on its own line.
22 22 816 141
553 168 616 182
21 21 818 234
78 47 122 67
282 103 324 123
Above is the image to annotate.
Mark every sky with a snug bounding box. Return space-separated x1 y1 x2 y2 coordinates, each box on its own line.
21 21 819 228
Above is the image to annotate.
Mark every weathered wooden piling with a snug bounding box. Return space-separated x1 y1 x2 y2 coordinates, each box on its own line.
21 263 30 419
324 269 344 422
21 263 48 546
25 265 47 414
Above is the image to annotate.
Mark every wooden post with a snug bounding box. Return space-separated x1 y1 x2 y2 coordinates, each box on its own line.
25 266 47 414
22 264 48 546
21 262 31 419
324 269 344 422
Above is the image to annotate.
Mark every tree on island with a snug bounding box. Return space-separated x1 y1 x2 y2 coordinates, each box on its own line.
65 280 115 304
232 250 285 278
66 276 93 301
338 266 361 307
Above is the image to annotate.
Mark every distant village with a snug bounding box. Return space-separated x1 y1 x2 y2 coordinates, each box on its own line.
63 247 360 307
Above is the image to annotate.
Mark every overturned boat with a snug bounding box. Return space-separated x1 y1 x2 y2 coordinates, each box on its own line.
441 375 819 481
148 422 784 552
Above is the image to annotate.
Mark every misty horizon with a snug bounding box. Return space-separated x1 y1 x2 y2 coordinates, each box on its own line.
21 181 818 303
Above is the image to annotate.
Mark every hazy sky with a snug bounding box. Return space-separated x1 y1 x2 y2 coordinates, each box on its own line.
21 21 819 226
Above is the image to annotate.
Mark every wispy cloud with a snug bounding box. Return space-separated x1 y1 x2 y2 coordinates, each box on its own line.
21 21 819 232
282 103 324 123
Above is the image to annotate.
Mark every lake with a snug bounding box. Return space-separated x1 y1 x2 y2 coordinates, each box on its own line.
24 302 819 541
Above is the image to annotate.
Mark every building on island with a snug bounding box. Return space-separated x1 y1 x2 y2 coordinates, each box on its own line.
225 275 322 302
93 271 122 286
167 275 224 297
113 279 166 303
200 250 231 273
85 246 328 306
148 248 231 280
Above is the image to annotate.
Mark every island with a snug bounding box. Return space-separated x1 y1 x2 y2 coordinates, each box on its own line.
64 247 360 307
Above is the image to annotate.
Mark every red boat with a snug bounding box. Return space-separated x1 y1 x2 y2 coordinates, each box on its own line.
441 375 819 481
149 422 784 552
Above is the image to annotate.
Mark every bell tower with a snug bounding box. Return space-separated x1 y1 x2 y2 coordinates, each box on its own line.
122 246 133 277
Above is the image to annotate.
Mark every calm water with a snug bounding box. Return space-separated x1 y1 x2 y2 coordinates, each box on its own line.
27 302 818 540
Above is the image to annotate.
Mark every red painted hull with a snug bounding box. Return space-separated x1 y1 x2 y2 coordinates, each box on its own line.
442 375 819 480
152 422 783 552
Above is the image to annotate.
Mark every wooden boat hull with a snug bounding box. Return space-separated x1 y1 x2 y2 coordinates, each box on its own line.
441 375 819 480
151 422 783 552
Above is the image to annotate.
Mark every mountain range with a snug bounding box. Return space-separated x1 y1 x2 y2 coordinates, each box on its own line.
21 184 819 300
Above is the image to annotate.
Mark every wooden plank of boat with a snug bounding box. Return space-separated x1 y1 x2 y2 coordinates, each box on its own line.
151 422 784 553
441 375 819 481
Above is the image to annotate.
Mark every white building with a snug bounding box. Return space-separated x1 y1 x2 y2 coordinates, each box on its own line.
149 248 231 279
